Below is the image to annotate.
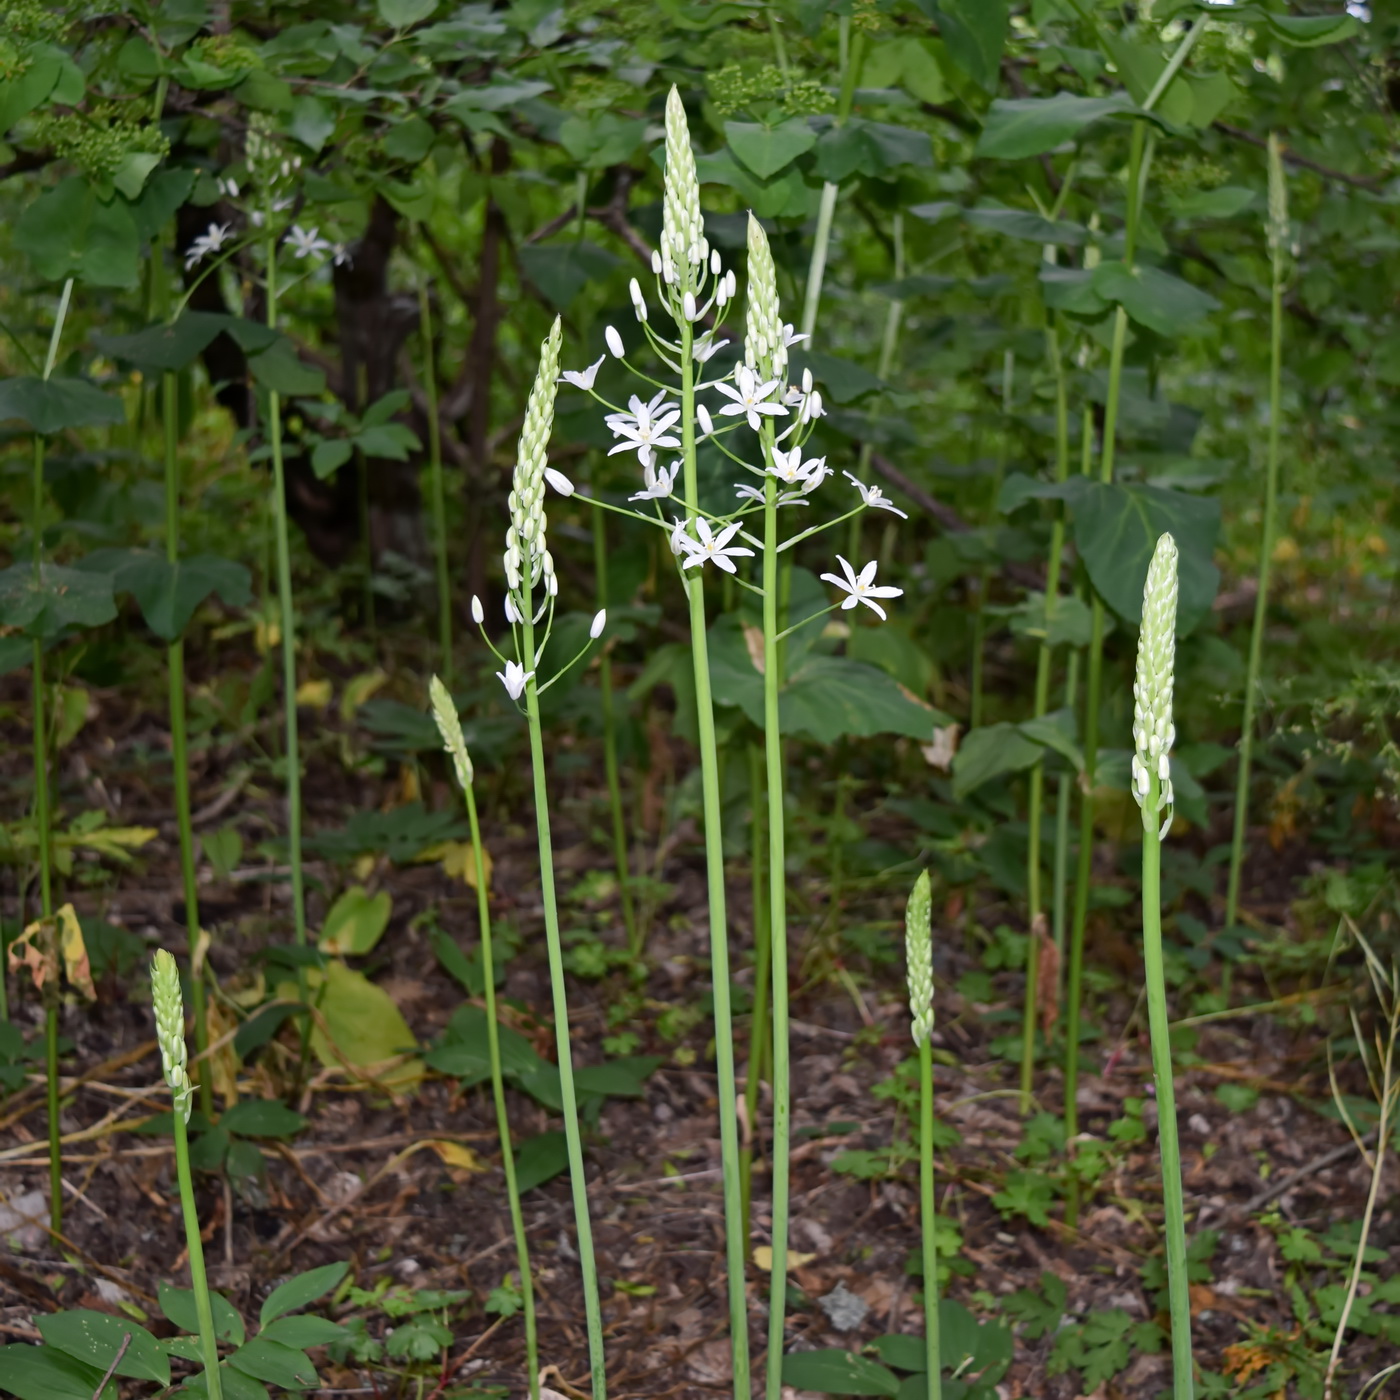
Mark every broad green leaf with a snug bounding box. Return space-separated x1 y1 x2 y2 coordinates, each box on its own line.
289 95 337 153
975 93 1138 160
159 1283 245 1346
353 422 420 460
443 78 551 115
514 1130 568 1192
872 1333 928 1372
0 563 118 638
227 1337 317 1390
0 377 125 434
257 1317 349 1350
378 0 437 27
811 119 931 182
952 723 1044 800
0 1344 113 1400
1165 186 1255 221
725 118 817 179
128 168 197 244
383 116 436 163
781 1348 900 1396
318 885 392 955
573 1057 661 1100
220 1099 306 1139
311 439 353 479
1266 12 1358 46
557 112 648 169
964 204 1087 245
248 339 327 397
0 57 62 135
1038 267 1109 316
259 1262 351 1328
36 1311 169 1385
1091 262 1220 336
1071 481 1220 633
933 0 1008 91
429 1004 547 1086
111 151 163 201
517 241 623 310
1009 591 1094 650
296 960 424 1091
90 550 252 641
781 657 936 742
15 179 141 288
1018 709 1083 772
93 312 232 373
792 350 884 404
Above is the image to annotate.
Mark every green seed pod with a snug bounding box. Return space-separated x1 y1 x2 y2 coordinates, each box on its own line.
904 870 934 1046
507 317 563 593
150 949 193 1123
744 213 785 382
1131 532 1179 839
429 675 473 791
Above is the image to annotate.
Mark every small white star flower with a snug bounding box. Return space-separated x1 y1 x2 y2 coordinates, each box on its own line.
184 221 233 269
843 470 909 519
713 364 787 432
606 391 681 469
561 356 605 392
287 224 332 260
497 660 534 699
677 518 755 574
767 445 828 492
693 330 730 364
821 555 903 621
630 459 680 502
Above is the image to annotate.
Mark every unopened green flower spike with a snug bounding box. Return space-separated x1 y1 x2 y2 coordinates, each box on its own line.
662 86 706 294
504 316 563 598
905 869 934 1046
428 675 473 791
151 948 192 1123
745 212 785 382
1132 532 1179 840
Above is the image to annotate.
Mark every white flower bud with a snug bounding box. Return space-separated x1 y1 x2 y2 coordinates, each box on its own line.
544 466 574 497
682 291 697 322
651 249 662 275
605 325 625 358
696 403 714 437
590 609 606 639
711 249 722 275
471 595 484 625
505 594 521 623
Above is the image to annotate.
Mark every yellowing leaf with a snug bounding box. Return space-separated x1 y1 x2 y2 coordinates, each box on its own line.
7 917 59 991
55 903 95 1000
296 678 332 709
340 668 388 721
752 1246 816 1272
425 1140 486 1173
318 885 392 956
430 840 491 891
54 685 91 750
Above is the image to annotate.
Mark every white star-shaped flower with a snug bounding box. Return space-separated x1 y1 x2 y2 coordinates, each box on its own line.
184 222 233 270
713 365 787 432
606 391 681 468
630 460 680 502
561 356 605 391
767 445 829 493
843 470 909 519
287 224 332 260
676 518 755 574
496 660 534 700
821 555 903 621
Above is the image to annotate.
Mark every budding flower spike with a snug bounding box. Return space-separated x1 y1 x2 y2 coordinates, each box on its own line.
1132 532 1179 840
151 949 192 1123
428 675 473 792
904 870 934 1047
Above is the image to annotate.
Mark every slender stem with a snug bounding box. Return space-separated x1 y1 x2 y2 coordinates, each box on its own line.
741 740 771 1238
173 1109 224 1400
264 237 310 994
919 1036 941 1399
1141 782 1192 1400
1020 323 1072 1114
678 319 752 1400
593 510 638 955
520 604 607 1399
1226 213 1285 934
419 267 453 686
1065 122 1149 1223
1051 648 1080 961
969 351 1014 732
763 465 792 1400
463 779 538 1400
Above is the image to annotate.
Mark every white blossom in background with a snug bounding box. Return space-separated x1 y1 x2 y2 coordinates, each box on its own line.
630 460 680 502
605 392 682 468
714 365 787 432
184 222 232 269
1132 532 1179 839
287 225 332 260
562 356 604 391
677 518 754 574
820 556 904 621
843 471 909 519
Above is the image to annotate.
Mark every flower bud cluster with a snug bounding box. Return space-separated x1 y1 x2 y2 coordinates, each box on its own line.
505 318 563 597
745 213 788 384
246 114 303 203
150 949 193 1124
1131 532 1179 839
661 87 708 291
428 676 474 792
904 870 934 1046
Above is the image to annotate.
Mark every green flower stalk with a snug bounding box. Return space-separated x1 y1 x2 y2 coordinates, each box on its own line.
904 870 941 1399
151 950 223 1400
428 677 538 1400
1225 133 1288 939
1132 534 1193 1400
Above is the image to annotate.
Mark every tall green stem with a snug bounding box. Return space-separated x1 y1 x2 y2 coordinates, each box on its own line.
741 740 771 1237
969 351 1014 732
463 777 538 1400
761 465 793 1400
1019 324 1071 1114
1065 122 1150 1219
919 1035 941 1398
1141 779 1192 1400
678 320 751 1399
593 510 638 954
172 1108 224 1400
419 267 453 686
264 235 309 970
520 602 607 1398
1225 152 1286 935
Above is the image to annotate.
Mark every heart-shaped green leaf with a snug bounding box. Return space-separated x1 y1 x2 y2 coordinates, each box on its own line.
725 118 817 179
